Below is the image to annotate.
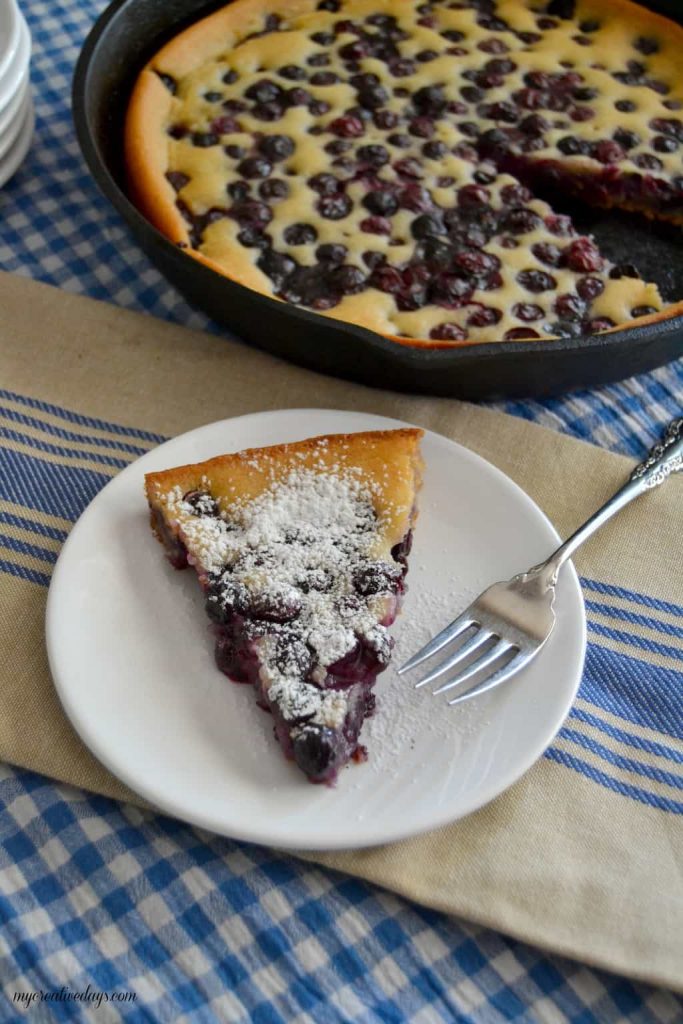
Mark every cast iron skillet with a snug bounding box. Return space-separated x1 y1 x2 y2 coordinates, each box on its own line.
72 0 683 398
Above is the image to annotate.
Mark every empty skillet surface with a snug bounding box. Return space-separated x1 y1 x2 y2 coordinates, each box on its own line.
72 0 683 398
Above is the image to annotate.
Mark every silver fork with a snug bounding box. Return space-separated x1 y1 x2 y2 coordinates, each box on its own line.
399 418 683 705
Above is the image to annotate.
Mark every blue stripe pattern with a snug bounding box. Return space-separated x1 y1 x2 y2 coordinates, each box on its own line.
0 0 681 1014
2 767 677 1023
0 388 165 445
1 389 681 822
0 402 153 457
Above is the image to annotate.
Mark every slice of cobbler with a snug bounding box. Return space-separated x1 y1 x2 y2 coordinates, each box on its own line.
145 428 423 784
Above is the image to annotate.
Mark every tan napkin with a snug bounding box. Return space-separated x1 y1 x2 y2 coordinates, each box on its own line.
0 271 681 990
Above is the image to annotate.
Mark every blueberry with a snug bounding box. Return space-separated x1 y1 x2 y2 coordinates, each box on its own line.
258 135 295 161
554 293 586 321
205 577 250 624
389 532 411 565
259 178 289 199
502 209 543 235
478 100 519 123
358 84 389 109
557 135 591 156
458 184 491 207
237 157 272 179
422 237 454 268
577 276 605 299
308 173 341 195
634 153 663 170
285 87 312 107
563 238 603 272
325 140 351 155
546 320 583 338
409 117 435 138
517 269 557 292
653 135 679 153
413 85 447 115
245 79 283 104
363 191 398 216
284 223 318 245
634 35 659 55
430 273 473 305
609 264 640 280
329 265 366 294
230 199 273 226
257 249 296 285
453 249 500 277
191 131 219 148
504 327 541 340
293 725 337 779
310 71 339 86
317 243 347 263
318 194 353 219
352 561 402 596
430 322 467 341
166 171 189 192
237 227 267 248
357 144 389 167
328 115 365 137
273 637 313 678
467 306 502 327
411 213 446 239
374 109 399 130
513 302 544 321
183 490 219 515
573 86 598 101
423 140 447 160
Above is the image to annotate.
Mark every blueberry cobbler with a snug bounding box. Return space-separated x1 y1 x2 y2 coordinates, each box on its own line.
125 0 683 345
145 429 423 784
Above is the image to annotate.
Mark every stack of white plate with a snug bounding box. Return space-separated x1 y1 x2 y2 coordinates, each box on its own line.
0 0 32 189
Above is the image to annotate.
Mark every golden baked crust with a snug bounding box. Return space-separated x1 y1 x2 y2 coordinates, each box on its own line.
145 428 424 563
125 0 683 346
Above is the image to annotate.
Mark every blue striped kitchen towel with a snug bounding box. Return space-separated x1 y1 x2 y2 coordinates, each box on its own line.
0 271 681 991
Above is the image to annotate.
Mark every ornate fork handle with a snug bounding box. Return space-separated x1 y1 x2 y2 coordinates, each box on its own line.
530 417 683 589
630 417 683 488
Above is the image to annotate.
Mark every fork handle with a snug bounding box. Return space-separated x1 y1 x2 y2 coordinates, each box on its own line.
533 418 683 586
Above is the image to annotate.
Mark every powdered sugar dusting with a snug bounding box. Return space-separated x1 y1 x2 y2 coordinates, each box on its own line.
161 466 405 731
366 583 484 773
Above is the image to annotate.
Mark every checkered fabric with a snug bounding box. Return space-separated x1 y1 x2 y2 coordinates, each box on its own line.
0 0 682 1020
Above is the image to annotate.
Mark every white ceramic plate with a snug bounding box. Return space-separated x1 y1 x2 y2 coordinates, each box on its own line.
0 91 32 187
0 83 28 161
0 0 20 89
0 62 28 138
46 409 585 850
0 11 28 111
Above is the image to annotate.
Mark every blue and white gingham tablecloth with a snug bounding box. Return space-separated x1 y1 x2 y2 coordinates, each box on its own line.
0 2 682 1020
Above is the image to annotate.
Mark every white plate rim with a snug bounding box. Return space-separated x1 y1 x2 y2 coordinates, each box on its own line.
0 12 29 110
0 83 28 161
0 91 32 188
0 0 21 88
0 62 27 136
46 409 586 850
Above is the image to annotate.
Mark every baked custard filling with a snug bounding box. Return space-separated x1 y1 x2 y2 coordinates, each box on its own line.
125 0 683 344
